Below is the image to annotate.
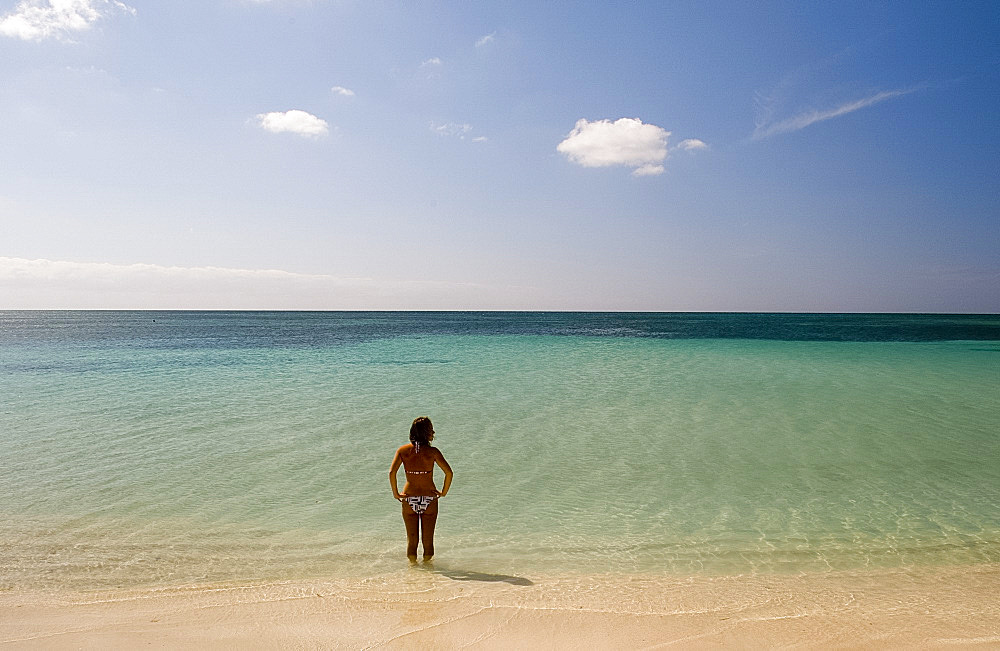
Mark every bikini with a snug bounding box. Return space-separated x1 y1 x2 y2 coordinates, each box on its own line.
403 470 436 514
403 495 436 514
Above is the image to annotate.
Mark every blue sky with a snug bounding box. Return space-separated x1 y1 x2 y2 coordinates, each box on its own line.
1 0 997 310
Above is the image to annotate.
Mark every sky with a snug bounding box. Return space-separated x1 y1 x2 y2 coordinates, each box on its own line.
1 0 997 311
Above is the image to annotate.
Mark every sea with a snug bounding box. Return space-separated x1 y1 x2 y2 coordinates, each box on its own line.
2 311 998 594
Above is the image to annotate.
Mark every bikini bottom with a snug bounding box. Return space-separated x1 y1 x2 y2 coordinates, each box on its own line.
404 496 437 515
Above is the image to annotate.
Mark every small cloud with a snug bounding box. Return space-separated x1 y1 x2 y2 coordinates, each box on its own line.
557 117 672 177
472 136 488 143
675 138 708 152
632 164 665 176
330 86 355 97
0 0 135 42
431 122 474 139
752 87 919 140
256 110 329 137
421 57 442 67
475 31 496 48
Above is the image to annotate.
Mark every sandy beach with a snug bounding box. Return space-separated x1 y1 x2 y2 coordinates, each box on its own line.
3 564 999 649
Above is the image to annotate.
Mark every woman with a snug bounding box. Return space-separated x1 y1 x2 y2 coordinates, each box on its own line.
389 416 454 561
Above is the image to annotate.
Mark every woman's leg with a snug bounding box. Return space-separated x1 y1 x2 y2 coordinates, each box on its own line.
420 499 439 559
402 502 420 560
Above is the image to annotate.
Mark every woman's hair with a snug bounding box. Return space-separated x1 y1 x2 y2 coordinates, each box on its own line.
409 416 433 454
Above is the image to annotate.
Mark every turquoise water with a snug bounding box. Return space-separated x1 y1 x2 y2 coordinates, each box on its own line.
2 312 999 591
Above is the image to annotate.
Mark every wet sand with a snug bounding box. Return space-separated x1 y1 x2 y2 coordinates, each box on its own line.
3 564 999 649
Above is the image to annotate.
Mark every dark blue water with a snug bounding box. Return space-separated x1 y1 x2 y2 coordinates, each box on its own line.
2 311 998 351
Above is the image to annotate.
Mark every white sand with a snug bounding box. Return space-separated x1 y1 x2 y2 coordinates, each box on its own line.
2 564 999 649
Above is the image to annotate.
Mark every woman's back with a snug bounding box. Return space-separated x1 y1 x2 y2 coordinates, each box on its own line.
399 443 439 497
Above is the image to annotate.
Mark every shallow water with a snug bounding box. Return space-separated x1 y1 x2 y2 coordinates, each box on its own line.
1 312 998 591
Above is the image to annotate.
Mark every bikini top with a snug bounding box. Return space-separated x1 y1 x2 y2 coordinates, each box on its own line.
406 469 431 475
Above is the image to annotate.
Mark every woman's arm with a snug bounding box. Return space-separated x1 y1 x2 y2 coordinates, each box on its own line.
435 450 454 497
389 449 404 499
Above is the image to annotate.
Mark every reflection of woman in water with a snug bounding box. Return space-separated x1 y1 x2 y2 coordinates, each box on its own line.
389 417 454 561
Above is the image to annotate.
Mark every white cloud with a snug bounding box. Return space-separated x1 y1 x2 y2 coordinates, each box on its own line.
0 257 541 310
752 88 917 140
0 0 134 42
631 164 665 176
330 86 355 97
675 138 708 151
431 122 474 139
475 31 496 48
256 109 329 137
421 57 442 67
557 117 671 177
471 136 488 143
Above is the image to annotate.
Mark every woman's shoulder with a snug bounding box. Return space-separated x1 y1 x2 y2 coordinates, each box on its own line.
396 443 414 454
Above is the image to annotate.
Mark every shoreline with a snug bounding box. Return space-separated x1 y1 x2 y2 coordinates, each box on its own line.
3 564 999 649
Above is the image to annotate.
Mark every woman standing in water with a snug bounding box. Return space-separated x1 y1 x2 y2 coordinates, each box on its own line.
389 417 454 561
